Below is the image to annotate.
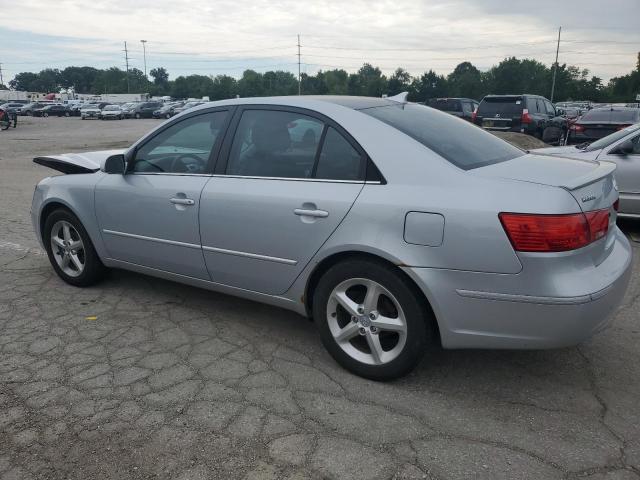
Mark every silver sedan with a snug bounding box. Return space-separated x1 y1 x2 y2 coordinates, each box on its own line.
534 123 640 217
31 95 632 379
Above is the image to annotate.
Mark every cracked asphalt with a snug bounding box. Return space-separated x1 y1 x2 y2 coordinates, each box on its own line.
1 117 640 480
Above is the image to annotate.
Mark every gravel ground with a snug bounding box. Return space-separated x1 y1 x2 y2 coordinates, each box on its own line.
1 116 639 480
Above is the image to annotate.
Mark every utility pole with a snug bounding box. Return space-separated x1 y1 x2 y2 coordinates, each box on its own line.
0 63 4 87
124 41 130 93
550 26 561 103
297 34 301 95
140 40 148 78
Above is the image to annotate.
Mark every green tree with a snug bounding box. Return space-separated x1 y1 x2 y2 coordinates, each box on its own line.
387 68 412 96
237 70 265 97
447 62 484 100
150 67 169 86
410 70 448 102
210 74 237 100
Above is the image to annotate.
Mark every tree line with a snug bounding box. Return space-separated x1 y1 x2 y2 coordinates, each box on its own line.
7 54 640 103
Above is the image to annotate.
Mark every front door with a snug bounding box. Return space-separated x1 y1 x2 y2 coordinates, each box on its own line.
600 132 640 215
95 110 230 279
200 107 366 295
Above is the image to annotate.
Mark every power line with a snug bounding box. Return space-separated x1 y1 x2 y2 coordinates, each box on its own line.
297 34 301 95
550 26 562 103
123 41 130 93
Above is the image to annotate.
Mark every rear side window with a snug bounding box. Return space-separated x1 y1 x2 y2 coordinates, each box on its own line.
226 110 323 178
479 97 524 116
315 127 364 180
361 103 524 170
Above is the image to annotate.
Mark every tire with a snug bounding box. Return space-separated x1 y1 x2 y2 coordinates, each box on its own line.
43 112 49 117
165 113 171 119
65 112 70 117
135 113 141 119
43 209 106 287
313 259 432 380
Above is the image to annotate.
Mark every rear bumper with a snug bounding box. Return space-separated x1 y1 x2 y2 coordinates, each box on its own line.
404 228 633 349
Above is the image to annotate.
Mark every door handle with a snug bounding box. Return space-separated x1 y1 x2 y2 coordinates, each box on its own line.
294 208 328 218
170 197 195 206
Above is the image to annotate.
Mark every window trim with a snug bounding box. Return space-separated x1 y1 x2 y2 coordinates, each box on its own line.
214 104 376 182
126 106 235 175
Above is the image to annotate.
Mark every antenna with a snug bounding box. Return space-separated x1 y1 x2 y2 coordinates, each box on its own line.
387 91 409 104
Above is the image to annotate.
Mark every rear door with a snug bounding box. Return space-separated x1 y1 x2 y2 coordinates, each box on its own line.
199 106 366 295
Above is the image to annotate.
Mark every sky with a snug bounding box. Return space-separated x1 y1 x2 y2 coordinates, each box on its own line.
0 0 638 86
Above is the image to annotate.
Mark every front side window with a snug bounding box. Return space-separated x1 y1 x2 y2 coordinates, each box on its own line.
132 111 227 174
226 110 323 178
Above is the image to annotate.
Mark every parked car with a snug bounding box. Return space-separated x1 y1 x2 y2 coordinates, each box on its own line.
129 101 163 119
33 104 70 117
567 107 640 144
473 94 568 145
0 103 26 115
80 104 102 120
173 101 205 115
120 103 139 118
20 102 47 116
100 105 124 120
427 98 479 122
534 123 640 217
153 102 184 119
31 95 631 380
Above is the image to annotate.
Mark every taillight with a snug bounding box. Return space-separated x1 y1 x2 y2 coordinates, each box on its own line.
616 124 631 130
570 124 585 132
521 109 532 124
499 209 610 252
471 109 477 122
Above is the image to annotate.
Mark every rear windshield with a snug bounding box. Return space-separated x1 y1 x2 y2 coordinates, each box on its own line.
361 103 524 170
581 109 639 123
478 97 524 116
585 124 640 151
427 99 462 112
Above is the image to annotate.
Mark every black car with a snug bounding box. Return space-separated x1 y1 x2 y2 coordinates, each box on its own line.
152 102 184 119
20 102 48 116
568 107 640 144
33 104 70 117
130 101 163 119
427 97 479 122
473 94 568 145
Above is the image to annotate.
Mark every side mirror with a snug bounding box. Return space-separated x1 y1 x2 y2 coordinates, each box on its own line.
611 139 634 156
104 154 125 174
556 108 565 116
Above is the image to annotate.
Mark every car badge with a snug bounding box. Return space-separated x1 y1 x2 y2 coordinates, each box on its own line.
495 114 500 118
581 194 596 203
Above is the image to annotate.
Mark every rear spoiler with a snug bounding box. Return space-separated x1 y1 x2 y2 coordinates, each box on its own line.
561 161 616 191
33 156 100 175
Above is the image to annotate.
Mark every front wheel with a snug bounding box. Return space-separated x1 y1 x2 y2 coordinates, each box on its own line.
313 259 432 380
135 113 141 119
43 209 106 287
0 119 9 130
43 112 49 117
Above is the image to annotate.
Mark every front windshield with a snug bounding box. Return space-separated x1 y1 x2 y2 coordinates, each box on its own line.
104 105 119 111
585 124 640 151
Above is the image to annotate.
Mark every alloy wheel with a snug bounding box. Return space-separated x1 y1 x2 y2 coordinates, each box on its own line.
50 220 85 277
327 278 407 365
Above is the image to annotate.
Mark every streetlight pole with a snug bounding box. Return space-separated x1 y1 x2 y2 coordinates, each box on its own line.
550 26 561 103
141 40 148 78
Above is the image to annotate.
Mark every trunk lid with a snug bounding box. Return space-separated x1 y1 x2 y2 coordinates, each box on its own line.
473 153 617 212
473 153 618 264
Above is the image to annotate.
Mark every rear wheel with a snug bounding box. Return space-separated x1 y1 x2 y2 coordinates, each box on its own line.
135 113 141 119
43 112 49 117
313 259 431 380
44 209 106 287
